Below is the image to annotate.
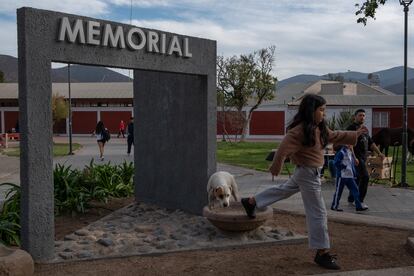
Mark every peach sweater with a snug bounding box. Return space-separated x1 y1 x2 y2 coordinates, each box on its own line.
270 123 358 176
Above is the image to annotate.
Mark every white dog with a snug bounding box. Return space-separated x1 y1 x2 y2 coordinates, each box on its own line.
207 171 239 209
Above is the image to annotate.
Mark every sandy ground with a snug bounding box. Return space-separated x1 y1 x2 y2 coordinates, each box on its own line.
33 200 414 276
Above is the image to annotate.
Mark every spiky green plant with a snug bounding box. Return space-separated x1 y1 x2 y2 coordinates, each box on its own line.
0 183 21 246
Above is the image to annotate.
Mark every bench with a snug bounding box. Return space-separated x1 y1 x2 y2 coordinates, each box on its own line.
0 133 20 148
4 133 20 141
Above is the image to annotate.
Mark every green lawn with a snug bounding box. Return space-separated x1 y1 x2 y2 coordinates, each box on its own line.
217 141 295 175
3 143 82 157
217 141 414 187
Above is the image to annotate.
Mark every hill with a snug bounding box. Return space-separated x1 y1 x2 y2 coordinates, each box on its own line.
0 55 132 82
2 54 413 92
276 74 320 89
385 78 414 94
0 55 18 82
51 65 131 82
278 66 414 92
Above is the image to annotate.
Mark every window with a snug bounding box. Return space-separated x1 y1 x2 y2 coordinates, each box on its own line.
373 111 389 128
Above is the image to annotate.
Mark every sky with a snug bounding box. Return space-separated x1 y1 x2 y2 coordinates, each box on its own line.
0 0 413 80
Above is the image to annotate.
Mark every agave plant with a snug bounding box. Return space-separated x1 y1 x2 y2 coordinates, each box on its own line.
52 160 135 215
0 182 21 246
335 109 354 130
117 161 134 186
327 109 354 131
53 163 91 215
0 213 21 246
1 182 21 214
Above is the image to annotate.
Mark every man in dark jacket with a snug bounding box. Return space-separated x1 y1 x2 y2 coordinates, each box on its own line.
127 117 134 155
347 109 384 208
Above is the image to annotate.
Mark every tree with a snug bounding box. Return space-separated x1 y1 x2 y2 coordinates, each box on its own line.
327 109 355 130
368 73 380 85
326 73 345 82
355 0 387 25
52 93 69 126
0 70 4 83
243 46 277 140
217 46 277 141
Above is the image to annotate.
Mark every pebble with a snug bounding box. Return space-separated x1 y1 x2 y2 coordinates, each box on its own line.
58 252 73 260
134 225 154 233
75 230 89 236
76 250 93 259
97 238 114 247
53 202 305 262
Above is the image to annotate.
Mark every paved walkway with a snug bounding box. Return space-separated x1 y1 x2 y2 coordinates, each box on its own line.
0 136 133 201
219 163 414 222
1 136 414 221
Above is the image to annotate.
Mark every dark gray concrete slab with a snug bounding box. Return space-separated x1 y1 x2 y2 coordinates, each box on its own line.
134 71 213 214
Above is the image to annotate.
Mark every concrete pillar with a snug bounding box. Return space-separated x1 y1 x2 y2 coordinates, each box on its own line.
18 8 54 261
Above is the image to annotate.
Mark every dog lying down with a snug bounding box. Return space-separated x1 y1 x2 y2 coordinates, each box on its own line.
207 171 240 209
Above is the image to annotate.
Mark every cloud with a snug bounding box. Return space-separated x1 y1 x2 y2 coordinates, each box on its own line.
0 19 17 57
0 0 109 17
0 0 413 79
125 0 414 79
110 0 170 7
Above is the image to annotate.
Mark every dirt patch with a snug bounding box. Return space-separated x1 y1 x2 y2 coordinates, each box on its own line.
38 201 414 275
54 197 135 240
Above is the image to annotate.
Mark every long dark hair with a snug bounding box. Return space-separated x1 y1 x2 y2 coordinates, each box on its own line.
96 121 104 134
287 94 329 147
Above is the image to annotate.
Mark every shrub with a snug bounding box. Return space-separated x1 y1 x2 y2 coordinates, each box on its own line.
0 183 21 246
82 160 134 198
54 163 91 215
0 161 135 244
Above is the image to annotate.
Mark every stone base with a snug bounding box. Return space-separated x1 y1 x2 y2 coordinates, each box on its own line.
0 244 34 276
202 202 273 232
51 202 306 263
406 237 414 256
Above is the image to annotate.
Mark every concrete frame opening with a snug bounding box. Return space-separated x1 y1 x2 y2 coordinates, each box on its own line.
17 7 216 261
50 63 134 136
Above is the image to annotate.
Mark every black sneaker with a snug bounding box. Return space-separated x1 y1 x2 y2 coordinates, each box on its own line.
356 206 368 212
314 252 340 270
330 207 343 212
241 198 256 219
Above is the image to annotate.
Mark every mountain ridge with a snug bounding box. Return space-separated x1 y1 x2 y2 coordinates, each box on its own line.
1 54 413 94
278 66 414 94
0 54 132 83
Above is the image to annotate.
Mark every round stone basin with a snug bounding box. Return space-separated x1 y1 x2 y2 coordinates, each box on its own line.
203 202 273 232
0 244 34 276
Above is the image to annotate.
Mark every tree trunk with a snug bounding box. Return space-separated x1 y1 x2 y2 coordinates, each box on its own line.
220 107 226 142
240 111 253 142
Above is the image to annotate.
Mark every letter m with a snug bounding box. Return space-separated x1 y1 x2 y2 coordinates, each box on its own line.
58 17 85 44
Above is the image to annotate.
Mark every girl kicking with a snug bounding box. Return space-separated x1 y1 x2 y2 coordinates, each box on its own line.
241 94 368 270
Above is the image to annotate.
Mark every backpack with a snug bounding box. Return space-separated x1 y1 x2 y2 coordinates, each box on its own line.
103 129 111 142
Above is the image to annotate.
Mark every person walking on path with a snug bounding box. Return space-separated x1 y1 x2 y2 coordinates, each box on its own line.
117 120 126 138
127 117 134 155
331 145 368 212
346 109 384 208
240 94 368 270
0 135 5 148
92 121 107 161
